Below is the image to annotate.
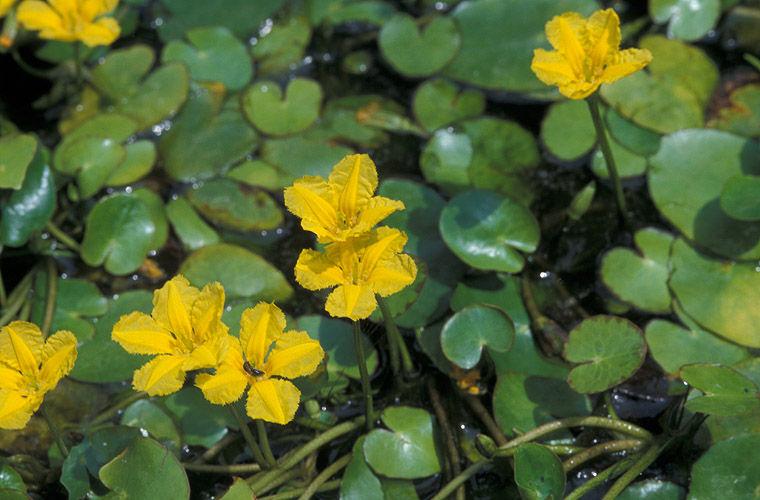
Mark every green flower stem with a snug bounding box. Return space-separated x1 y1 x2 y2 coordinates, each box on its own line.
297 453 352 500
464 394 508 446
562 439 644 472
256 420 278 468
586 93 633 228
88 391 147 426
602 440 667 500
182 462 262 474
259 479 340 500
353 320 374 432
564 454 639 500
40 405 68 458
46 221 81 253
41 258 58 336
430 461 489 500
257 468 303 496
10 49 53 79
294 416 331 431
229 406 269 468
0 267 36 327
377 295 414 375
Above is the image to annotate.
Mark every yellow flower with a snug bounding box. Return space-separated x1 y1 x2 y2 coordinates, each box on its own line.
284 154 404 243
17 0 120 47
530 9 652 99
196 303 324 425
112 275 231 396
0 321 77 430
295 227 417 320
0 0 16 17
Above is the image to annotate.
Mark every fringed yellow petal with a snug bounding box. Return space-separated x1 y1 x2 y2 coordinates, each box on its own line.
585 9 620 71
266 331 324 379
80 0 118 20
190 281 227 343
17 1 67 37
353 196 405 235
284 177 338 241
545 12 586 77
78 15 119 46
325 284 376 320
196 337 247 404
294 249 345 291
0 366 24 390
330 154 378 220
369 253 418 297
182 333 230 371
132 355 186 396
112 311 179 355
1 321 42 376
38 330 77 391
601 47 653 84
246 378 300 425
559 79 600 100
239 303 285 368
152 275 198 342
358 227 407 279
0 0 15 18
0 391 40 430
531 48 577 88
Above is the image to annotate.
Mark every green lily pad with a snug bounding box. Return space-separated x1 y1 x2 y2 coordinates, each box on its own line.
179 243 293 301
242 78 322 136
157 0 285 40
443 0 597 95
61 444 92 500
602 36 718 134
341 437 418 500
439 189 540 273
84 426 142 478
600 227 674 313
649 129 760 259
90 45 190 130
71 290 152 382
710 83 760 138
649 0 720 41
81 193 156 275
645 320 748 375
165 197 220 251
689 435 760 500
226 160 282 191
105 141 157 187
605 108 662 157
187 178 283 231
493 372 591 436
220 479 255 500
308 0 397 27
440 305 515 370
670 238 760 348
99 437 189 499
420 117 539 206
681 364 760 416
567 181 596 221
0 148 56 247
0 465 26 495
363 407 442 479
412 79 485 132
261 136 353 185
307 95 401 149
164 387 238 447
251 16 312 76
160 85 258 181
513 444 565 500
720 174 760 221
132 188 168 251
297 315 378 379
591 139 648 179
378 14 460 78
540 100 595 162
68 137 127 198
564 316 647 394
618 480 685 500
0 134 37 190
121 400 181 452
162 27 252 91
31 276 108 340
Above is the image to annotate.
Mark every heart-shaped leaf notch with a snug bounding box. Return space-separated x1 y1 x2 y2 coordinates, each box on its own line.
440 304 515 369
379 14 461 78
363 406 442 479
412 78 485 132
680 363 760 416
242 78 323 136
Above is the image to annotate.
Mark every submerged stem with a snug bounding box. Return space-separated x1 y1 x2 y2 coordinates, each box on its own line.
430 461 489 500
297 453 351 500
229 406 269 468
256 420 278 468
377 295 414 375
353 321 374 432
46 222 81 253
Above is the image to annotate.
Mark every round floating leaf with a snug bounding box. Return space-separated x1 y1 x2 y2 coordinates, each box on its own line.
0 465 26 494
165 197 220 251
439 189 540 273
649 129 760 259
99 437 189 500
440 305 515 369
60 137 126 198
618 480 685 500
164 387 237 447
0 133 37 190
71 291 153 382
161 86 258 181
649 0 720 41
157 0 285 40
162 27 252 90
720 174 760 221
307 95 400 149
187 178 283 231
379 14 460 78
493 372 590 436
61 444 91 500
591 140 648 179
180 243 293 301
309 0 396 27
605 108 662 157
540 100 595 162
412 79 485 132
81 194 156 275
513 444 565 500
261 136 353 185
681 364 760 416
363 407 442 479
220 479 255 500
0 148 55 247
32 276 107 340
710 83 760 138
251 16 312 76
670 238 760 348
120 400 181 452
645 320 748 375
443 0 598 94
297 315 378 379
106 141 156 187
132 188 168 251
564 316 646 394
242 78 322 136
84 426 142 478
600 227 673 313
341 437 417 500
689 435 760 499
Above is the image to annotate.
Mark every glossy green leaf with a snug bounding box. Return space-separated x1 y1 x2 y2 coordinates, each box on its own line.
226 159 282 190
379 14 460 78
61 443 91 500
0 133 37 189
440 189 540 273
106 140 156 187
513 443 565 500
180 243 293 300
618 480 685 500
242 78 322 136
710 83 760 138
251 16 312 76
681 364 760 416
164 387 237 447
604 108 662 157
649 0 720 41
540 100 595 162
308 0 396 26
720 174 760 221
0 465 26 494
342 437 418 500
564 316 646 393
689 435 760 499
297 314 378 379
412 79 485 132
307 95 399 149
121 400 181 451
186 178 283 231
363 407 442 479
220 479 255 500
157 0 285 40
31 276 108 341
165 197 220 250
132 188 168 251
440 305 514 369
261 136 353 185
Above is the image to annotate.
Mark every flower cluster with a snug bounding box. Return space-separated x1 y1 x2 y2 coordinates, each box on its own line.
111 275 324 425
285 154 417 320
